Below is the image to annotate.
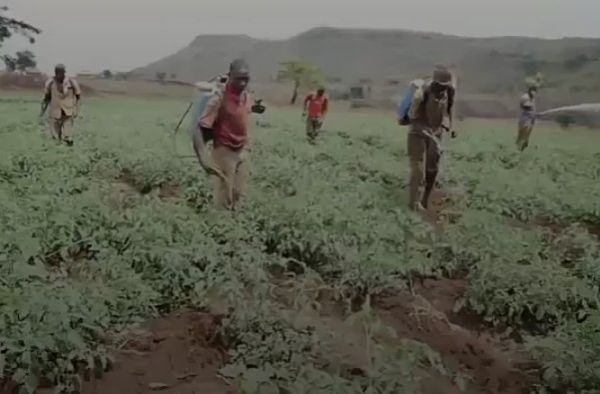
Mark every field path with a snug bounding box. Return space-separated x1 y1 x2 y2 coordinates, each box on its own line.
374 279 535 394
80 312 231 394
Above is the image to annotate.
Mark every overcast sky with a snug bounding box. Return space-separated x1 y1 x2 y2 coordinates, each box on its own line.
3 0 600 73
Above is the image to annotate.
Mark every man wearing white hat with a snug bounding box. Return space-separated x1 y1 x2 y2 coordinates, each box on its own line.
406 66 456 212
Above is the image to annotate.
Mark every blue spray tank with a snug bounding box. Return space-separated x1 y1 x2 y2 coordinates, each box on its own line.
397 79 425 126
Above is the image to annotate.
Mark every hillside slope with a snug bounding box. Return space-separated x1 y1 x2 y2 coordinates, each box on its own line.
131 27 600 96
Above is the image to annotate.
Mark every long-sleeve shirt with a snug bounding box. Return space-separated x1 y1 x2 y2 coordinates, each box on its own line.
44 77 81 119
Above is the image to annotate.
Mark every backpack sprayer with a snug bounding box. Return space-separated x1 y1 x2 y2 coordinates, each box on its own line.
173 75 228 137
171 74 228 159
170 74 267 207
172 74 268 150
397 77 457 188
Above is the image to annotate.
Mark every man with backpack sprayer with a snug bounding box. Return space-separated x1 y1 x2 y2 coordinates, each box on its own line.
193 59 257 210
516 84 538 151
398 66 456 212
40 64 82 146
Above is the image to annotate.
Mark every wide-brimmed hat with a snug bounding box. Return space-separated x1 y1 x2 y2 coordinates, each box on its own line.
432 67 453 86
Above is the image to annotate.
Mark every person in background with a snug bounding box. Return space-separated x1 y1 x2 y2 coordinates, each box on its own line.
252 98 268 127
406 66 456 212
516 85 538 151
303 87 329 143
194 59 253 210
40 64 81 146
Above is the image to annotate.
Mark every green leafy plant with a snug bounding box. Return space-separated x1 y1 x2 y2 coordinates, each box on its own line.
277 60 323 104
1 90 600 393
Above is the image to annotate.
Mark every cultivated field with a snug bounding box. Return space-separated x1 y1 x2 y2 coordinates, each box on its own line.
1 93 600 394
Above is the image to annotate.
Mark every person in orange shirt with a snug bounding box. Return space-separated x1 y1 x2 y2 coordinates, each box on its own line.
303 87 329 143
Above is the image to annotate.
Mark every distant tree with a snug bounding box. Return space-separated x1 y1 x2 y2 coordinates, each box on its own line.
569 85 584 93
101 69 113 79
349 86 365 99
524 72 544 89
0 6 41 57
556 114 575 129
563 54 595 71
170 72 177 79
2 53 15 71
521 53 545 76
156 71 166 84
14 50 35 72
277 60 323 104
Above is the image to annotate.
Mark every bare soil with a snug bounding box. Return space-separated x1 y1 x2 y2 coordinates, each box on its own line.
421 188 450 227
81 311 231 394
0 72 95 95
28 279 536 394
420 188 463 231
277 276 536 393
507 214 600 242
374 279 536 394
288 287 469 394
157 184 183 201
33 182 536 394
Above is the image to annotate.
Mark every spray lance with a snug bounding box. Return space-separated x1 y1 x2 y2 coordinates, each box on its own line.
170 75 229 184
172 74 228 137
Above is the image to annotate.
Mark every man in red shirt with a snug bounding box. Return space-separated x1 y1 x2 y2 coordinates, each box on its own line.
303 88 329 142
195 59 252 210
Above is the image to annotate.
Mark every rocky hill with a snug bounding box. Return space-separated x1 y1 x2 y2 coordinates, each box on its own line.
131 27 600 96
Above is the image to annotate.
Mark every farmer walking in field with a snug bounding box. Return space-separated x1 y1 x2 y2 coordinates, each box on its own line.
194 59 254 210
515 85 538 151
402 66 456 212
252 98 268 127
40 64 81 146
303 87 329 143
